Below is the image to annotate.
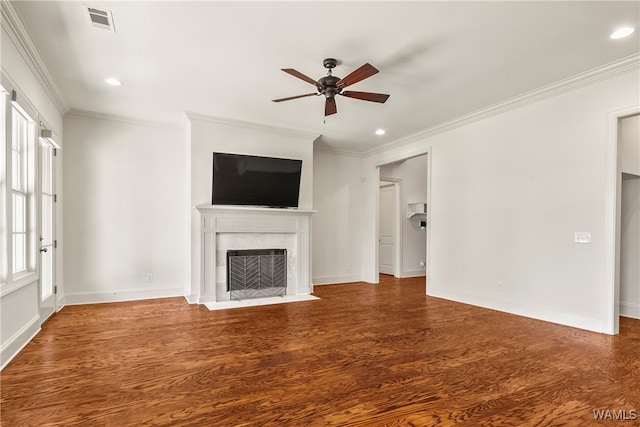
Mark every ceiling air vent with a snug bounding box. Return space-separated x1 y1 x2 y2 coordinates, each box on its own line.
84 5 115 32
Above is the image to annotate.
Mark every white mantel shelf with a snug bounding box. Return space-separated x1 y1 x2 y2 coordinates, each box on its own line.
190 205 316 304
195 204 317 215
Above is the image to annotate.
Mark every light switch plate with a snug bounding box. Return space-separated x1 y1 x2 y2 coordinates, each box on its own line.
574 232 592 243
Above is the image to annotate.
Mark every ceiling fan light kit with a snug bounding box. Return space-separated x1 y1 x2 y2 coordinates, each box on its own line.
273 58 390 117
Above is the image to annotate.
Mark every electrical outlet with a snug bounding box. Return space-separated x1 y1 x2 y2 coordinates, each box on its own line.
496 281 504 291
419 260 425 267
145 273 153 282
574 232 592 243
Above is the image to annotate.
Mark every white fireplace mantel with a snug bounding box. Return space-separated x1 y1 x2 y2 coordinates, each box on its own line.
190 205 316 304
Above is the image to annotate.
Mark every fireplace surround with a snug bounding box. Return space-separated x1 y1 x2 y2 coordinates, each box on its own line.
192 205 315 304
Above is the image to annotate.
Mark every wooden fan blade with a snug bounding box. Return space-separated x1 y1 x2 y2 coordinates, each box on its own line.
281 69 319 86
341 91 390 103
272 93 317 102
325 98 337 116
336 63 379 88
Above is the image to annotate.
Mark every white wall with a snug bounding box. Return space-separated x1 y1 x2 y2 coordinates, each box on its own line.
359 70 639 333
188 114 316 209
187 114 316 300
380 155 428 277
63 112 187 303
1 7 64 368
312 149 365 284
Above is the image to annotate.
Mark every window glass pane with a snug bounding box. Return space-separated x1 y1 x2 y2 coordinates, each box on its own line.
13 233 26 273
12 109 19 151
12 150 21 190
41 143 53 194
42 194 52 244
47 149 53 193
40 141 47 189
13 192 26 233
41 250 52 299
0 89 4 154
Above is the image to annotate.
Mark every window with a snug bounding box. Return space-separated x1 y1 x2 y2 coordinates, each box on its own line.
0 86 6 285
1 86 39 290
10 103 36 276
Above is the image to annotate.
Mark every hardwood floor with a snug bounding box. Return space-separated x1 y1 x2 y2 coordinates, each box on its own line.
1 276 639 426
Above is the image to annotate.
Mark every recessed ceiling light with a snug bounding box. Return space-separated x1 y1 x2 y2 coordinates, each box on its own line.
375 129 386 135
611 27 635 39
105 77 122 86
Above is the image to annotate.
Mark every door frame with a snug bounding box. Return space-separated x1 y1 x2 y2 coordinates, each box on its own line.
379 178 402 278
37 125 58 323
604 105 640 335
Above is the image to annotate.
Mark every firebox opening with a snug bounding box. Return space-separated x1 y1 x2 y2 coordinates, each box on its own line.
226 249 287 300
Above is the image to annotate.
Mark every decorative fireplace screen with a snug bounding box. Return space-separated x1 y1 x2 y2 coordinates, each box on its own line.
226 249 287 300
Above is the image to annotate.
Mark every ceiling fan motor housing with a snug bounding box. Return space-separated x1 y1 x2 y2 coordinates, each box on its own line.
318 75 341 98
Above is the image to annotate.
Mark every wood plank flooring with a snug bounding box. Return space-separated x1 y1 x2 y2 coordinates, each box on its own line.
1 275 639 426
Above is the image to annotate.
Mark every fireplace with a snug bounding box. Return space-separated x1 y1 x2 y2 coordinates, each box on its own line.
191 205 315 304
227 249 287 300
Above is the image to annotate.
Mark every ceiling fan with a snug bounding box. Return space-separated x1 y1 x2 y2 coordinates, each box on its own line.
272 58 390 117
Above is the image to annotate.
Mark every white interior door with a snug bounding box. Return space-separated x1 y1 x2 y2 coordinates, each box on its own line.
379 184 396 275
39 139 56 322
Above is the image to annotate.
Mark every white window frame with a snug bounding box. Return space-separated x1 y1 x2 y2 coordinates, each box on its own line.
0 85 7 287
1 88 38 294
12 107 30 274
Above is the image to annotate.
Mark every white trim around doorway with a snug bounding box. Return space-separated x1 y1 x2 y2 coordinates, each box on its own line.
603 105 640 335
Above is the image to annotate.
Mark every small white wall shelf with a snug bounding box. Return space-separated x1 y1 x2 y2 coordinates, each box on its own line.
407 203 427 218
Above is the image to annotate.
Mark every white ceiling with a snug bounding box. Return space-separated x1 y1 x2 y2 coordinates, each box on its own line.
11 1 640 153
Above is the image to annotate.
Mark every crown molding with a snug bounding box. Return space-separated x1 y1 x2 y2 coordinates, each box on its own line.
1 1 68 115
185 112 321 142
363 53 640 157
313 143 365 158
67 108 185 130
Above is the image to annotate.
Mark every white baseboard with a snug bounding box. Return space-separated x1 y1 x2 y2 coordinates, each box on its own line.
400 270 427 278
184 294 200 304
64 287 185 305
620 301 640 319
312 274 361 286
1 314 40 370
56 293 65 312
427 287 606 334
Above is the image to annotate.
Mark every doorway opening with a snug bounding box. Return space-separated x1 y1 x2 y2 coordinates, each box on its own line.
375 152 430 288
605 107 640 334
617 114 640 328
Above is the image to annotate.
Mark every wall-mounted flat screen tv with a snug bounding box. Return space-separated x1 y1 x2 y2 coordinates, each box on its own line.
211 152 302 208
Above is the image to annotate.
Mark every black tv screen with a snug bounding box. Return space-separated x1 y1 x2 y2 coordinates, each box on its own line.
211 152 302 208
